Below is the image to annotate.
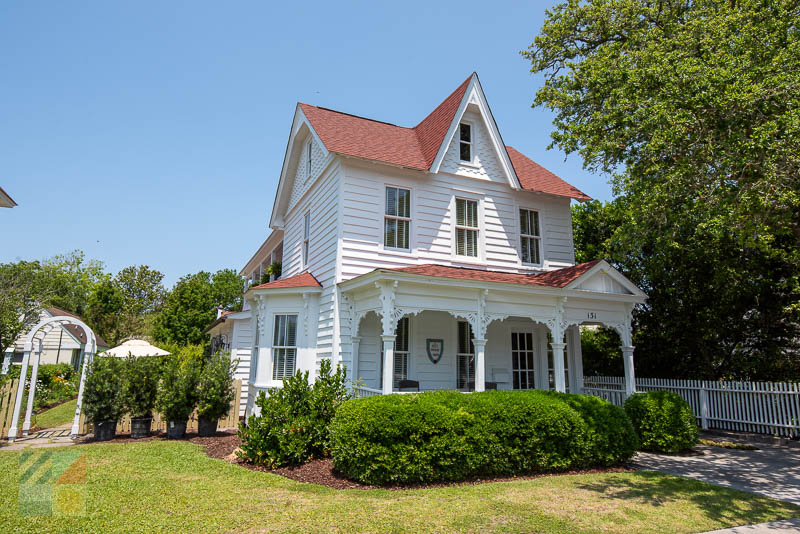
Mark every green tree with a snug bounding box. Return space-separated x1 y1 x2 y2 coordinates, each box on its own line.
527 0 800 380
41 250 106 316
152 269 243 346
86 278 124 346
0 261 49 355
113 265 166 340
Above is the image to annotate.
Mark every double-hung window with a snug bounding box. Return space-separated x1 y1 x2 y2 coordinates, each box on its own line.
519 208 541 265
384 186 410 250
302 212 310 268
380 317 410 389
272 314 297 380
459 123 472 162
455 198 479 257
511 332 535 390
457 321 475 390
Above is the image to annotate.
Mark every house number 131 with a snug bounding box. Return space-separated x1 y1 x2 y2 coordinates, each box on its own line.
587 312 597 320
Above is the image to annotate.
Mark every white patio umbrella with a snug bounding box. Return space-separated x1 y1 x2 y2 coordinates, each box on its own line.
100 339 171 358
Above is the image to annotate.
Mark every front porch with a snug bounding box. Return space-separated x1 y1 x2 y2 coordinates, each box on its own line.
340 261 647 399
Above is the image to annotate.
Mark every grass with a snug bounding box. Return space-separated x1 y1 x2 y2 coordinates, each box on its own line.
0 441 797 533
31 399 77 430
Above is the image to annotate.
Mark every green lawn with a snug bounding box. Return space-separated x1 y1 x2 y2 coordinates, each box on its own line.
0 441 796 533
31 399 77 430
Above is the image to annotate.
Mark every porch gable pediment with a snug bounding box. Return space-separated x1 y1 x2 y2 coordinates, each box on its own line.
564 260 646 299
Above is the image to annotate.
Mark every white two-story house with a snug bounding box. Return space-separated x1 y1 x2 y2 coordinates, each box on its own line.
236 73 646 414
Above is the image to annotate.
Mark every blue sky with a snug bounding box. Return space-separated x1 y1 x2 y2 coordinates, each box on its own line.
0 1 611 286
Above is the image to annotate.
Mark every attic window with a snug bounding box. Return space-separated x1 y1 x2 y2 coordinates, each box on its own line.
306 141 313 178
459 123 472 162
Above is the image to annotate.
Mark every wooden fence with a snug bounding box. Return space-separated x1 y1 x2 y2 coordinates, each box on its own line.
583 376 800 438
80 379 242 436
0 379 20 439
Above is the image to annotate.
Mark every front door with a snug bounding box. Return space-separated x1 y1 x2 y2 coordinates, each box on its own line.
511 331 535 390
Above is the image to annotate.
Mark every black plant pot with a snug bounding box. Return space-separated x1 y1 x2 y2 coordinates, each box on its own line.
197 417 217 437
94 420 117 442
166 420 187 439
130 416 153 439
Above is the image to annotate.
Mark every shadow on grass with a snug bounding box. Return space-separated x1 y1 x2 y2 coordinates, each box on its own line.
575 471 799 526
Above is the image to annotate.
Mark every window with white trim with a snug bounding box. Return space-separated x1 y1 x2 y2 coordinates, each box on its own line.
384 186 410 250
511 331 535 390
519 208 542 265
457 321 475 391
455 198 479 257
459 123 472 162
380 317 409 388
272 314 297 380
306 140 313 178
302 211 310 268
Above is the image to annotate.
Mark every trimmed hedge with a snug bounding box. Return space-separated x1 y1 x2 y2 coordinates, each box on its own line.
329 390 637 485
624 391 699 453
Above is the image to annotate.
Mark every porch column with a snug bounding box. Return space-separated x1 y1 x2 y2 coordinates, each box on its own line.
381 335 395 394
550 342 567 393
8 342 32 441
622 346 636 397
351 336 361 383
473 339 486 392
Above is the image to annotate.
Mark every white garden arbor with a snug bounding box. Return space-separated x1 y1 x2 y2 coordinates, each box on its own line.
7 315 98 441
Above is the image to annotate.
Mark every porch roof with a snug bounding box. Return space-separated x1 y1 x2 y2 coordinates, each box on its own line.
248 272 322 291
380 261 601 288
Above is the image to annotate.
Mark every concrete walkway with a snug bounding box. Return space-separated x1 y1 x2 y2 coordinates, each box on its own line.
634 441 800 505
1 423 75 451
701 518 800 533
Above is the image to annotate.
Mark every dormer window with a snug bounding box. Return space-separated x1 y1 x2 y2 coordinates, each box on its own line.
306 141 313 178
459 123 472 162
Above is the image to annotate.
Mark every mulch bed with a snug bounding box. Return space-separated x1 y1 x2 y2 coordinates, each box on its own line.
76 430 637 490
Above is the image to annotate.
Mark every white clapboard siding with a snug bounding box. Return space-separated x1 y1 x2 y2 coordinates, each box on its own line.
583 376 800 438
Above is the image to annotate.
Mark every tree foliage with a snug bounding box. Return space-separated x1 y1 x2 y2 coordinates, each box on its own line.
152 269 243 346
528 0 800 380
0 261 49 355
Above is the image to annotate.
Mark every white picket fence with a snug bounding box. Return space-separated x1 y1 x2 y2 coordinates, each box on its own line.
583 376 800 438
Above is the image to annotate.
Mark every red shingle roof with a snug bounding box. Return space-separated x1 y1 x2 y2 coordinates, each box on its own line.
383 260 601 288
298 74 590 201
506 146 592 201
250 272 322 290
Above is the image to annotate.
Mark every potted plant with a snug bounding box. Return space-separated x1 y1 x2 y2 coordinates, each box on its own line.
267 261 281 280
121 355 161 438
82 357 124 441
156 351 199 439
196 351 237 437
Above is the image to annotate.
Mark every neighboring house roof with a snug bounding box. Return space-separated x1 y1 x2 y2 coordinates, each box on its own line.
250 272 322 290
0 186 17 208
46 307 109 348
297 74 590 201
379 260 602 289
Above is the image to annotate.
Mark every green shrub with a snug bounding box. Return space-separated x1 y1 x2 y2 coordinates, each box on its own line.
624 391 699 453
82 357 124 424
121 356 163 418
329 390 629 486
197 352 237 420
546 391 639 466
238 359 349 468
156 348 201 422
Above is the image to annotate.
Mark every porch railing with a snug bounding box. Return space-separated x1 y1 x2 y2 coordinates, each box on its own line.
584 375 800 438
582 386 628 407
352 385 383 398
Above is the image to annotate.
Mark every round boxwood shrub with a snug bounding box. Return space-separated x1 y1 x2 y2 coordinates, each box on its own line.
624 391 699 453
546 391 639 466
330 390 629 485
